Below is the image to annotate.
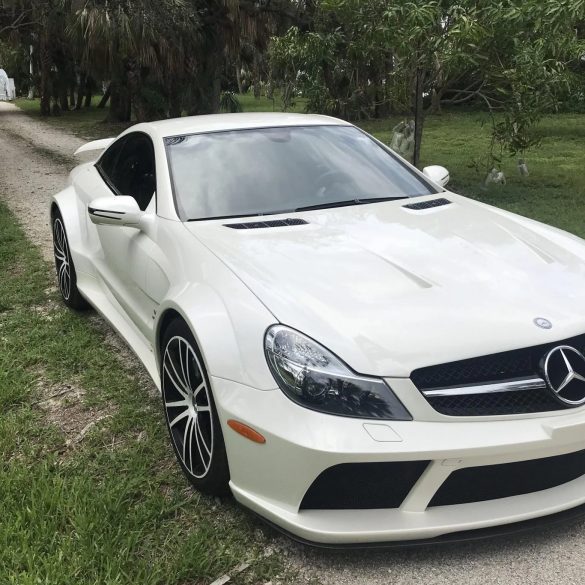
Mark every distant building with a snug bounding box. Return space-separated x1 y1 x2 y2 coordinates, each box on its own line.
0 69 15 101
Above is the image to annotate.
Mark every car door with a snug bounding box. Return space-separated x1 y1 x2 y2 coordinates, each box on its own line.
92 132 164 339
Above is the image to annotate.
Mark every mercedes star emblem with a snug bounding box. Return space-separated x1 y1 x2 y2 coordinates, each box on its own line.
534 317 552 330
542 345 585 405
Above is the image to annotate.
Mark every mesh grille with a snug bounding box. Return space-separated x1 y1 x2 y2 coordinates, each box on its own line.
430 448 585 507
300 461 429 510
225 218 308 229
427 387 564 416
412 334 585 416
403 198 451 211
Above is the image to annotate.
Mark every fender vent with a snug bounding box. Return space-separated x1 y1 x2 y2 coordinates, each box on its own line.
225 218 308 229
403 198 451 211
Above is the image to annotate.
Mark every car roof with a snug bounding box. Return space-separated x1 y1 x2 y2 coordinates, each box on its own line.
140 112 352 139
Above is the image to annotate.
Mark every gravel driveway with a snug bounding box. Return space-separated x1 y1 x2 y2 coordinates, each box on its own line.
2 101 585 584
0 102 83 260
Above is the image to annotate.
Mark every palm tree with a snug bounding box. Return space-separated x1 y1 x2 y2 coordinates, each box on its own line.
68 0 207 121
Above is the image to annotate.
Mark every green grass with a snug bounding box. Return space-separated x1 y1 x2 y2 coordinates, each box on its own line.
0 202 301 584
362 112 585 238
236 92 306 113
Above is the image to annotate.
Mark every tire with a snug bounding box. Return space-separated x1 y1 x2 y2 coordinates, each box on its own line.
160 318 230 496
51 208 89 310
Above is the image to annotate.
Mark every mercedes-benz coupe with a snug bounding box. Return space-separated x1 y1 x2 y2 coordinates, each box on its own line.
51 113 585 545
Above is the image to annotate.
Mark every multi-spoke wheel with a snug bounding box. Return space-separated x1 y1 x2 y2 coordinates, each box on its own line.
51 208 88 310
161 318 230 495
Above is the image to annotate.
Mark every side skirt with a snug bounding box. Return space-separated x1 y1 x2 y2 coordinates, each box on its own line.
76 271 161 391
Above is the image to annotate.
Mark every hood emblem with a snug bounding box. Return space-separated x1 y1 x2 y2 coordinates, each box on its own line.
534 317 552 330
542 346 585 405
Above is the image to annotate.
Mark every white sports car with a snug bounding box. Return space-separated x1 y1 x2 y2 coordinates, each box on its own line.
51 113 585 546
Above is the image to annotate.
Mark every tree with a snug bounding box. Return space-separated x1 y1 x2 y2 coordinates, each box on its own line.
270 0 585 168
69 0 205 122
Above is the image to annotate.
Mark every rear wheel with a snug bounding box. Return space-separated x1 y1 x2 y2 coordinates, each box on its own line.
51 208 88 310
161 318 230 496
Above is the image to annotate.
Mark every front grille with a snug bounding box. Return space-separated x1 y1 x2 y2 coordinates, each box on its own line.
424 387 563 416
430 449 585 506
300 461 429 510
412 334 585 416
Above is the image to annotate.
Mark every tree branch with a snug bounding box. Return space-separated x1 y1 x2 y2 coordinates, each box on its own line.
0 7 37 36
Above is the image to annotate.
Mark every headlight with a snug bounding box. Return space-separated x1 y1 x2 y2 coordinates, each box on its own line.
264 325 411 420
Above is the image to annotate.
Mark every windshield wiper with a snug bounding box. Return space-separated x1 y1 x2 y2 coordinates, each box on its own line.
294 196 409 212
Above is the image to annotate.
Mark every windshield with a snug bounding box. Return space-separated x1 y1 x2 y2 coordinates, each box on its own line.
165 125 436 221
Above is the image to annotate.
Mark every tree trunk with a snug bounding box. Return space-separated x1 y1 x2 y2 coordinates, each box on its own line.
59 86 69 112
75 74 85 110
76 74 85 110
98 83 111 108
127 59 145 121
69 84 76 109
235 62 243 94
430 88 442 114
252 51 261 99
413 67 425 168
28 44 34 99
429 54 443 115
39 34 51 116
108 81 131 122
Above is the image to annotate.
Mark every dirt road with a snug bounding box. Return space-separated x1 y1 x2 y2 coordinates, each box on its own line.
2 101 585 585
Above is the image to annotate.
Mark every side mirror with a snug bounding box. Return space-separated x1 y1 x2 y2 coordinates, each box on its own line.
422 165 450 187
88 196 143 227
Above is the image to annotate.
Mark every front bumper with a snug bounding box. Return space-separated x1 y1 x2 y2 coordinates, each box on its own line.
212 376 585 545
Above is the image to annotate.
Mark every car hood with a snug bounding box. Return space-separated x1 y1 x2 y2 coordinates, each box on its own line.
185 194 585 377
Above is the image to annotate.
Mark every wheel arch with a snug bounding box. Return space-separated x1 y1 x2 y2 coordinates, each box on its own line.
154 291 278 391
156 307 185 356
51 185 92 274
155 305 215 384
50 200 60 219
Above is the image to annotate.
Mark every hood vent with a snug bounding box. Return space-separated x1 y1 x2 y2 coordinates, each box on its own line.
225 218 308 229
403 198 451 211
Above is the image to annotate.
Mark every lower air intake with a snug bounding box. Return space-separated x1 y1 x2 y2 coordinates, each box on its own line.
430 448 585 507
300 461 429 510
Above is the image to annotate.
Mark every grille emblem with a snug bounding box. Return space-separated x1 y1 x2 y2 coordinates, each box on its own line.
542 346 585 405
534 317 552 329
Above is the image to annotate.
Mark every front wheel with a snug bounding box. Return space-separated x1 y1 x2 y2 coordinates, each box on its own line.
161 318 230 496
52 208 88 310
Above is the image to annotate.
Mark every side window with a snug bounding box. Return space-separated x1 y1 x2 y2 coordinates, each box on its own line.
97 133 156 212
97 137 126 181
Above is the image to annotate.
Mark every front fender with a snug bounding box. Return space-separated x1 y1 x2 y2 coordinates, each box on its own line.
155 281 279 391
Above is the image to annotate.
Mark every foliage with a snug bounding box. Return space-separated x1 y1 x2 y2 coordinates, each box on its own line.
269 0 585 166
3 0 585 166
0 0 307 121
220 90 243 113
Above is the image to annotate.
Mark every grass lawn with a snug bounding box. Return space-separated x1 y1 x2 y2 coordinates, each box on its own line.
0 201 302 583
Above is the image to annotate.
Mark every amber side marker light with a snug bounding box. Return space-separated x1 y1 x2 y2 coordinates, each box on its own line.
227 419 266 444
